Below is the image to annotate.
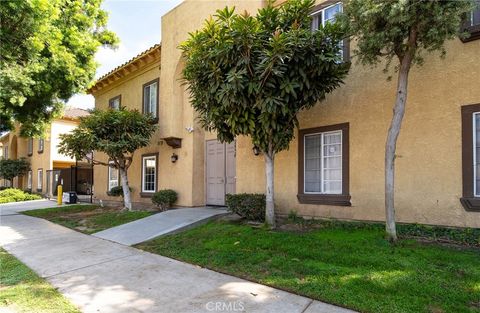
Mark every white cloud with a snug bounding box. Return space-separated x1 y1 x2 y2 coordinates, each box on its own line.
66 94 95 110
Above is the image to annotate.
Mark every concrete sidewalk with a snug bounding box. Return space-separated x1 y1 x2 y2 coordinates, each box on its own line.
0 201 355 313
93 207 228 245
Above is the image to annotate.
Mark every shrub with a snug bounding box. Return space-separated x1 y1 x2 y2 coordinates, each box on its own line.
226 193 265 222
152 189 177 211
0 188 41 204
107 186 132 198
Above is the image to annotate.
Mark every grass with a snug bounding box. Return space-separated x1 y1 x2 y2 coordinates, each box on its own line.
23 204 153 234
0 249 80 313
137 220 480 313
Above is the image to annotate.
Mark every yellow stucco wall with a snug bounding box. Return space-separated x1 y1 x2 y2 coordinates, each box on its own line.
89 0 480 228
91 0 264 208
236 20 480 228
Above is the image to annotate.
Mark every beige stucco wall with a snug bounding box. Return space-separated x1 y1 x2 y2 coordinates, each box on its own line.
91 0 264 208
1 120 78 193
236 24 480 228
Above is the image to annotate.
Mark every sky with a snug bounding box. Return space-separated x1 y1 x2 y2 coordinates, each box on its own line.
66 0 183 110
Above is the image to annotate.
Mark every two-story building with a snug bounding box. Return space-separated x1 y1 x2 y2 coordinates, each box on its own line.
0 108 90 198
89 0 480 228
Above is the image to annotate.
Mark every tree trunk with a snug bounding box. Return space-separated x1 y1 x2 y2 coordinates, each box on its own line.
385 55 413 242
265 151 275 228
119 168 132 211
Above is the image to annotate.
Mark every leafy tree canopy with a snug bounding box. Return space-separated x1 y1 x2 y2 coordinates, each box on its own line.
58 109 157 167
340 0 475 71
0 158 31 183
0 0 118 137
181 0 350 155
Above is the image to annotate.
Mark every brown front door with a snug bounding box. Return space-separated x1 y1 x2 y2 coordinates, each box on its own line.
206 140 236 206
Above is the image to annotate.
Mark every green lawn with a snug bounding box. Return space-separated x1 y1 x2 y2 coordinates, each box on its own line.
23 205 153 234
137 220 480 313
0 249 80 313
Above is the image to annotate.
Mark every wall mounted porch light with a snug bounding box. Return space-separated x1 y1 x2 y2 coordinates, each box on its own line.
252 146 261 156
171 153 178 163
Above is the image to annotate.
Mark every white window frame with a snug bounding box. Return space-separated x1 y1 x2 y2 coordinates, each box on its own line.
141 155 157 193
304 130 343 195
108 161 119 191
27 171 32 190
37 169 43 191
311 2 343 30
3 146 7 159
311 2 344 59
143 80 158 118
473 112 480 196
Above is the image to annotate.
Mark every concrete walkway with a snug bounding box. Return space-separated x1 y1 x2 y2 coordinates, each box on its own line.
93 207 228 245
0 201 355 313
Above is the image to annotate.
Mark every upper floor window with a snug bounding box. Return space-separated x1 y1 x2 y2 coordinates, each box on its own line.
38 138 44 153
311 2 342 30
143 79 159 119
109 95 121 110
311 3 347 60
27 138 33 156
462 0 480 42
470 0 480 27
2 146 7 159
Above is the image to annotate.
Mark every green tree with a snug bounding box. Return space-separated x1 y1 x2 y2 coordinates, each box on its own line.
181 0 350 227
0 0 118 137
341 0 476 241
0 158 31 186
58 109 157 210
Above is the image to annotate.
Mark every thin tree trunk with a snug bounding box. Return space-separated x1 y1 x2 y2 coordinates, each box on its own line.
265 150 275 228
385 55 413 242
119 168 132 211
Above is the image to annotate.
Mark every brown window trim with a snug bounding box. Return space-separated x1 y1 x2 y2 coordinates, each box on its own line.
142 78 159 123
37 138 44 154
297 122 351 206
140 152 159 198
108 95 122 109
461 103 480 211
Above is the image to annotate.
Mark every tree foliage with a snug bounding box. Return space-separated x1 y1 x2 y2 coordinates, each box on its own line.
181 0 350 155
58 108 157 210
0 0 118 137
340 0 475 72
0 158 31 184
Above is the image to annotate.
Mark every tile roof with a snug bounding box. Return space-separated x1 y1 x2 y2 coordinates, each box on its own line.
63 107 90 120
87 43 161 94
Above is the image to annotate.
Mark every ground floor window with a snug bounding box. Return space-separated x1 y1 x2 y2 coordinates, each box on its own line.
27 171 32 190
297 123 350 206
108 162 119 191
461 103 480 211
141 154 157 194
37 169 43 192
